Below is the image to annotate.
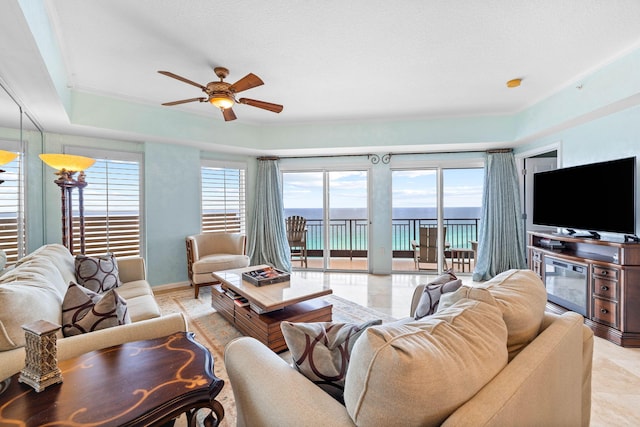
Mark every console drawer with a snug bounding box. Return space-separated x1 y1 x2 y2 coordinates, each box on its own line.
592 266 619 281
593 297 618 328
592 277 618 300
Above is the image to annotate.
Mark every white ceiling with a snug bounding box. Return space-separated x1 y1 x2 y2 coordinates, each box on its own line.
2 0 640 144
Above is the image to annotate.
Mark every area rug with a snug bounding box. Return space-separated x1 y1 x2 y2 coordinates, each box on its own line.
153 285 396 427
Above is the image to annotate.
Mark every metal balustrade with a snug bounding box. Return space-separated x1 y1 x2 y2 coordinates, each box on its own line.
303 217 480 259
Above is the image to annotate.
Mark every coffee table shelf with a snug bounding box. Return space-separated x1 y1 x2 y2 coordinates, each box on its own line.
212 284 332 352
211 265 334 352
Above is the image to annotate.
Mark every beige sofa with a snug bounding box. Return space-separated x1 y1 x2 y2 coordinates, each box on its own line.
0 244 188 381
225 269 594 427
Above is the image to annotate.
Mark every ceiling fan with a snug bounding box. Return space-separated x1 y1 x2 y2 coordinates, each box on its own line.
158 67 283 121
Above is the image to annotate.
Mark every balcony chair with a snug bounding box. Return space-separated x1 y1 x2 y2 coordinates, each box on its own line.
286 216 308 268
185 232 250 298
411 226 449 270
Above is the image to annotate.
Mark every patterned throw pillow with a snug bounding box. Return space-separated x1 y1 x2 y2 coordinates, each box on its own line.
75 253 121 293
62 282 130 337
281 319 382 402
414 270 460 320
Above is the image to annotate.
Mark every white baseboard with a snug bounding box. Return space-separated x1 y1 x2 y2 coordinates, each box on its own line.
152 281 190 292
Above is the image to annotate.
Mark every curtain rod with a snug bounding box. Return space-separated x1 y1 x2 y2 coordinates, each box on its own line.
486 148 513 153
265 149 490 164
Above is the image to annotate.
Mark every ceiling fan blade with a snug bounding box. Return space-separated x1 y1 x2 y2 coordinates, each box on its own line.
162 97 207 106
158 71 206 90
229 73 264 93
238 98 284 113
223 107 237 121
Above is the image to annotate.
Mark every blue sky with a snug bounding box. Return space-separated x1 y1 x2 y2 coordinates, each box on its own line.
283 168 484 209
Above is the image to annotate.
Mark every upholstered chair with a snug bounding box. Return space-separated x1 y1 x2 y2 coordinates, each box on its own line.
185 233 250 298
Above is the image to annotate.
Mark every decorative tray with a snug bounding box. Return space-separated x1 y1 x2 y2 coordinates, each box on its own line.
242 267 290 286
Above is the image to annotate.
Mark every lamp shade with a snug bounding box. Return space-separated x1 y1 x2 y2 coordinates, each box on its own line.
39 154 96 171
0 150 18 166
209 95 235 109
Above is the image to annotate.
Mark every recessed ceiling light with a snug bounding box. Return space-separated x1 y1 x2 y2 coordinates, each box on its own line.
506 78 522 88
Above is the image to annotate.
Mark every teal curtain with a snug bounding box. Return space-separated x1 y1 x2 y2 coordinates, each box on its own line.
247 159 292 271
472 151 527 281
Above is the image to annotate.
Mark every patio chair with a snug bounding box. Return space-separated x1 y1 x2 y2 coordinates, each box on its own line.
286 215 308 268
411 226 448 270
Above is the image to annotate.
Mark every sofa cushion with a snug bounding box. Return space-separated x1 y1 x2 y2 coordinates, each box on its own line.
439 268 547 359
344 298 508 427
75 253 122 293
0 280 63 350
0 256 68 298
414 272 461 320
62 282 131 337
124 294 162 322
281 319 382 402
15 244 76 286
115 279 154 300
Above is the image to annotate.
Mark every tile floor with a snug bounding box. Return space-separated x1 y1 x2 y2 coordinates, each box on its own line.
302 269 640 426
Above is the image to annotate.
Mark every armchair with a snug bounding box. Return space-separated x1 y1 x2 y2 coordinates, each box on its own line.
185 233 250 298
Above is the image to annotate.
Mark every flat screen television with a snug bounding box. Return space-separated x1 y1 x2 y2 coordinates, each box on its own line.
533 157 637 236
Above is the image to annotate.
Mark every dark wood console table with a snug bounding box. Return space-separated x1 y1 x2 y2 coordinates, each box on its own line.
528 231 640 347
0 332 224 426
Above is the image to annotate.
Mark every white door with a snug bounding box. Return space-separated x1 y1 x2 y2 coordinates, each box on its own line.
524 155 558 232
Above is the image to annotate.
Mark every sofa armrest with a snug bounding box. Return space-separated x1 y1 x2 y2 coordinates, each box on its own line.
225 337 355 427
117 256 146 282
0 313 188 382
441 311 589 427
57 313 187 361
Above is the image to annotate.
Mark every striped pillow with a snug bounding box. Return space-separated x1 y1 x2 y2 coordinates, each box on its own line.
62 282 130 337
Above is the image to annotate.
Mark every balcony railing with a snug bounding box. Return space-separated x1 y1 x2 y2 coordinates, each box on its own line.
302 217 480 259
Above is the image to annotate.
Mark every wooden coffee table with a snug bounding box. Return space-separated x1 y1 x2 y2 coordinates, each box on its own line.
212 265 333 352
0 332 224 427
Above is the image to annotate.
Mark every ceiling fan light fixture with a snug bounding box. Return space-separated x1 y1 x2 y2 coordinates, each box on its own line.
506 78 522 88
209 94 235 110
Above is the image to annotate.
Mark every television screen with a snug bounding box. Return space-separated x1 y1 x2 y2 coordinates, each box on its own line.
533 157 636 235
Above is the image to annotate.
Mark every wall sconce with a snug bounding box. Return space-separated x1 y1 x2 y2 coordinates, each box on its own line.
40 154 95 254
0 149 18 185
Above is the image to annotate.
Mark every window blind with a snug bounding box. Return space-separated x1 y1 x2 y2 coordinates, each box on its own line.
0 142 24 264
68 148 142 258
201 162 246 234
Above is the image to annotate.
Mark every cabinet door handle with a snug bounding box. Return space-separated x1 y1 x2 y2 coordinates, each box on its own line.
601 285 609 291
600 308 608 314
602 271 608 276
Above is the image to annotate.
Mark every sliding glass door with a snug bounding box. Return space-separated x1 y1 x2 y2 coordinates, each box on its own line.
282 170 368 271
392 167 483 273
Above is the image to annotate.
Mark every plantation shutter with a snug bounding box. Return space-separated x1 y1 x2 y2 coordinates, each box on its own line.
201 161 246 234
67 148 142 257
0 141 24 265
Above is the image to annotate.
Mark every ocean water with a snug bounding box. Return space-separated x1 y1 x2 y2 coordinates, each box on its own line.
285 207 481 251
284 207 481 220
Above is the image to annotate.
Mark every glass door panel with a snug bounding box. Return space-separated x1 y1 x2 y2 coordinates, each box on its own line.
442 168 483 274
328 171 368 271
282 171 324 269
391 169 438 271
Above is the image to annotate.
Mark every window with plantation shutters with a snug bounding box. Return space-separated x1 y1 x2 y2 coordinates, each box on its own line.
201 161 246 234
0 141 25 265
67 148 142 258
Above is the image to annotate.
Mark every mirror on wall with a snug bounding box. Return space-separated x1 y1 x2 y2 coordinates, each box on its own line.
0 79 43 263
